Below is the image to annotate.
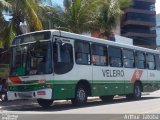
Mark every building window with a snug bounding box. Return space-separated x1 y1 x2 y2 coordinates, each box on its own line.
123 49 135 68
108 46 122 67
135 51 146 69
91 44 108 66
75 41 91 65
146 53 155 70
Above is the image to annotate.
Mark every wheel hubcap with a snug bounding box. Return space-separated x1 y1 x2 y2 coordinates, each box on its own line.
77 89 86 101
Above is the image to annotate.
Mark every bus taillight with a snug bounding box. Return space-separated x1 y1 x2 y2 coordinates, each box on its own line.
38 80 45 84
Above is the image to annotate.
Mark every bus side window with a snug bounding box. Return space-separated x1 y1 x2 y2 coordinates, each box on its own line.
91 44 108 66
135 51 146 69
123 49 135 68
108 46 122 67
146 53 156 70
75 41 91 65
53 41 73 74
155 55 160 70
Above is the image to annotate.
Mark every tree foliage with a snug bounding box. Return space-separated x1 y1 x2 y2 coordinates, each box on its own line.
0 0 131 48
96 0 132 32
52 0 131 34
54 0 103 33
0 0 42 48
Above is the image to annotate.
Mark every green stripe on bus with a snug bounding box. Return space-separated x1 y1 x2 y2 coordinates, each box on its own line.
8 80 160 100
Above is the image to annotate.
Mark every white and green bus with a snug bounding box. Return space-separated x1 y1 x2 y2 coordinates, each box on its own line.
7 30 160 107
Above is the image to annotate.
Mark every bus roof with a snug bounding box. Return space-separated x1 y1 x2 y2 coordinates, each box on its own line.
57 30 159 54
14 29 159 54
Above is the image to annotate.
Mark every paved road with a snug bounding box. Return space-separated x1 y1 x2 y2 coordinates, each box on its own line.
0 91 160 120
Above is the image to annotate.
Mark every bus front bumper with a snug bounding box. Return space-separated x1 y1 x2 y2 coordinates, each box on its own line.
7 88 52 100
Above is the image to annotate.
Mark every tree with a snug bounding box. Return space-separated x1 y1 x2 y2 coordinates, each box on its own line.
0 0 43 48
0 0 11 31
96 0 132 37
55 0 131 35
56 0 103 33
0 0 11 48
38 5 63 30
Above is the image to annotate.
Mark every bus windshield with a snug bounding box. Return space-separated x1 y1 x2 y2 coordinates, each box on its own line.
10 41 52 76
12 31 51 45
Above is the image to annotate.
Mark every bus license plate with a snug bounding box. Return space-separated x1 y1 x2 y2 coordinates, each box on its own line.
18 92 32 98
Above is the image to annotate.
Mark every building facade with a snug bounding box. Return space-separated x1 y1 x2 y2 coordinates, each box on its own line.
121 0 156 49
156 13 160 46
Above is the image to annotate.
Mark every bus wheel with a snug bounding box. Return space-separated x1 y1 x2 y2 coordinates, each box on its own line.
37 99 53 108
100 95 114 102
71 85 88 106
126 82 142 100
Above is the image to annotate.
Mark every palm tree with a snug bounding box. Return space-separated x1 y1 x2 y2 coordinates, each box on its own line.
0 0 43 48
96 0 132 37
56 0 103 33
0 0 11 30
0 0 11 48
55 0 131 35
38 4 63 30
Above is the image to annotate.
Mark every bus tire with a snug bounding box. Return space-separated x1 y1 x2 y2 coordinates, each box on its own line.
71 84 88 106
100 95 114 102
126 82 142 100
37 99 53 108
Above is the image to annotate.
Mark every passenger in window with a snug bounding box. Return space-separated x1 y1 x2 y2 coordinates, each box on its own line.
92 55 97 64
110 58 118 67
101 56 107 65
111 57 121 67
76 53 89 64
76 53 83 63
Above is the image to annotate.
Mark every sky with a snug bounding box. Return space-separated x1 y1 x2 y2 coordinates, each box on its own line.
53 0 63 6
156 0 160 14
